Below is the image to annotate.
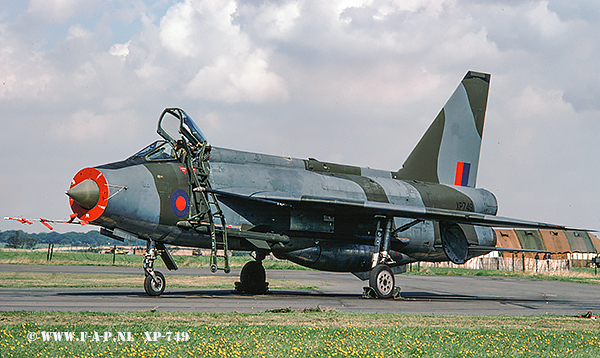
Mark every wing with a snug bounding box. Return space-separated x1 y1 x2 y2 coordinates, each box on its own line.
205 188 585 231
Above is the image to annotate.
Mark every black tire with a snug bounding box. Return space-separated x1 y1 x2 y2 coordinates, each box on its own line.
369 264 395 299
144 271 166 296
240 261 267 294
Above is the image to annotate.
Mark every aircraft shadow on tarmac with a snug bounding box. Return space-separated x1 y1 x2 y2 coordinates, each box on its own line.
56 289 357 299
399 291 577 307
55 289 581 307
398 291 586 308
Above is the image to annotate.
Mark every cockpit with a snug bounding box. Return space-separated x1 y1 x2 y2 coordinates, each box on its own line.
134 109 209 162
129 140 177 162
130 108 209 163
157 108 209 148
97 108 208 170
95 140 179 170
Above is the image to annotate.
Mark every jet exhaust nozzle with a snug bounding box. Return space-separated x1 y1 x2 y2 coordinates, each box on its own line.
66 179 100 210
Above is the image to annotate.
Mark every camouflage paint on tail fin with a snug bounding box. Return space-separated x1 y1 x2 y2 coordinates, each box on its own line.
396 71 490 188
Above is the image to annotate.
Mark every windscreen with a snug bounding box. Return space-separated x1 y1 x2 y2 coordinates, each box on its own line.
128 141 176 161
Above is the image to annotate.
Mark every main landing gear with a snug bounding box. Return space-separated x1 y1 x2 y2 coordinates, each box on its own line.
369 264 395 299
366 217 402 299
235 251 269 295
365 217 420 298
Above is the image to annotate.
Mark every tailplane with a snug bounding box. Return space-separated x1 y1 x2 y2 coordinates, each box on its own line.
396 71 490 187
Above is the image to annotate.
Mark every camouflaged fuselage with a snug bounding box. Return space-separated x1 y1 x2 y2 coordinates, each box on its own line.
92 146 497 272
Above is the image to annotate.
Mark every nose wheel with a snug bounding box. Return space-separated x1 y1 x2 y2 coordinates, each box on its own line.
142 239 177 297
144 270 165 296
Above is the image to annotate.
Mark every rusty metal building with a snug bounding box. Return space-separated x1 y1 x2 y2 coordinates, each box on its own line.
494 229 600 262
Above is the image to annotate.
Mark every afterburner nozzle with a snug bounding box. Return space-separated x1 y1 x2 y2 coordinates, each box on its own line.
66 178 100 210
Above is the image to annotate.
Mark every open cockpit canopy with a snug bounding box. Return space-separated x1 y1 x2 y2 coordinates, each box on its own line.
157 108 209 148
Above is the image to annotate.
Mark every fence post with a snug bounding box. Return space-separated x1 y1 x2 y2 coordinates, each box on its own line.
46 243 54 261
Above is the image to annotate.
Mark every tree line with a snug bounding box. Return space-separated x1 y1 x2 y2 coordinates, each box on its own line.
0 230 120 248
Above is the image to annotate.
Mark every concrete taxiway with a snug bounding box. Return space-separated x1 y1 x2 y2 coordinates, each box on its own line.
1 264 599 315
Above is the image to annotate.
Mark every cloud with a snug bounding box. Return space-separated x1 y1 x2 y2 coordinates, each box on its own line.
27 0 99 22
159 0 246 59
511 86 573 121
154 0 288 103
2 0 600 233
527 1 567 38
0 23 55 101
109 41 131 59
185 49 288 103
67 24 93 40
51 110 140 143
235 0 301 41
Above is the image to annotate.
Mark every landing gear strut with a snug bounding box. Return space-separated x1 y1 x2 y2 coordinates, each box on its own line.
368 217 397 299
142 240 178 296
235 251 269 295
143 241 165 296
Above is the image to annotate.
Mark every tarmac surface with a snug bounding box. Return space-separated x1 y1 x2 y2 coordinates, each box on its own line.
1 264 599 315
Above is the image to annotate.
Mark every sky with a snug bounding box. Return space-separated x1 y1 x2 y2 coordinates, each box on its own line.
1 0 599 234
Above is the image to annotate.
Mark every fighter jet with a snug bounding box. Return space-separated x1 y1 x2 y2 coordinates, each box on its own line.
58 71 577 298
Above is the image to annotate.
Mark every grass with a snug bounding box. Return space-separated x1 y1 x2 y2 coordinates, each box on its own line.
1 311 599 357
0 272 315 290
2 249 600 356
2 249 600 286
0 249 308 270
410 266 600 285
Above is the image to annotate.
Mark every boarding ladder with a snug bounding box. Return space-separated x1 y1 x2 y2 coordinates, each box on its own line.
181 140 230 274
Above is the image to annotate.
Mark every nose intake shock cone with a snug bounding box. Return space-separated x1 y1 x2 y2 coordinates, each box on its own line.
66 179 100 210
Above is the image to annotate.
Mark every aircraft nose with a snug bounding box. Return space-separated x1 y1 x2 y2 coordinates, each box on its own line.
68 167 109 222
66 179 100 209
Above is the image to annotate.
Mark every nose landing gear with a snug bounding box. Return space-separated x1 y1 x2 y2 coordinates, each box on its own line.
142 240 178 296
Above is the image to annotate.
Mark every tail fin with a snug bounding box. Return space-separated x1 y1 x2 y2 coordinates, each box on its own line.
396 71 490 188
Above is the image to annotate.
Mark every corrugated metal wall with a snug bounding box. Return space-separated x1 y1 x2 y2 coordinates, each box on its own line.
494 229 599 255
415 257 570 273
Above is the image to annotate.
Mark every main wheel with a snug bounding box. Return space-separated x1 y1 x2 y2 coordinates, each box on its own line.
144 271 166 296
369 264 395 298
239 261 267 294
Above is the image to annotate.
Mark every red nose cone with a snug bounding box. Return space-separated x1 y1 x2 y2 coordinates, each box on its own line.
68 168 109 222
